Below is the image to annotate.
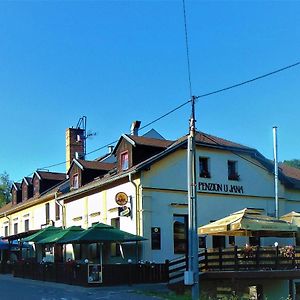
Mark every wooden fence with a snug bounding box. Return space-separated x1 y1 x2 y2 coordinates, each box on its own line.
12 261 168 286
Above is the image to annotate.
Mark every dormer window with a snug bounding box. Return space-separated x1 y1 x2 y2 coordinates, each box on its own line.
120 151 129 171
199 157 210 178
73 174 79 189
228 160 239 181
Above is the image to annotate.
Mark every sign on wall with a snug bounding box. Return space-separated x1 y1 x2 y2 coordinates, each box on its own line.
198 182 244 194
115 192 128 206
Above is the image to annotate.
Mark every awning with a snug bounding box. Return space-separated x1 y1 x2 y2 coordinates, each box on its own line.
36 226 84 244
280 211 300 227
57 223 146 244
22 226 62 243
4 229 39 241
198 208 298 237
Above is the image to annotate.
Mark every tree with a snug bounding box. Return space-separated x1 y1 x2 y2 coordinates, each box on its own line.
0 171 12 208
282 159 300 170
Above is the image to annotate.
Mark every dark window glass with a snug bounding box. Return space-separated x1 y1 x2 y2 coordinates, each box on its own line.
199 157 210 178
45 203 50 224
199 236 206 248
55 203 60 221
229 236 235 246
14 223 18 235
151 227 161 250
212 235 225 249
173 215 188 254
228 160 239 180
24 219 29 232
249 236 260 246
4 226 8 237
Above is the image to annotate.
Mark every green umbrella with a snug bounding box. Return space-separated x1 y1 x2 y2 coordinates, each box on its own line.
57 223 146 244
22 226 62 243
36 226 84 244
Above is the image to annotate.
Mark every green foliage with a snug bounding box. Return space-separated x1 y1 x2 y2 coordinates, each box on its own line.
282 159 300 170
0 171 12 208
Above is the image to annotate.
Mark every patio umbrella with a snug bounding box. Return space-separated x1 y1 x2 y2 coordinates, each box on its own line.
36 226 84 244
280 211 300 227
0 240 10 250
57 223 146 244
22 226 62 243
198 208 298 237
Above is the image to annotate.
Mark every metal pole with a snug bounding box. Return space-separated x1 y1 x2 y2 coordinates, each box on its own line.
273 126 279 219
184 96 199 299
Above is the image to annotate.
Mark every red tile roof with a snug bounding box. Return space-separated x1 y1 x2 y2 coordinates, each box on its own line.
172 132 252 150
125 134 174 148
77 159 115 171
36 171 66 181
279 163 300 181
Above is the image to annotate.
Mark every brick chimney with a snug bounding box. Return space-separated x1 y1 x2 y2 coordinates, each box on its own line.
66 128 85 171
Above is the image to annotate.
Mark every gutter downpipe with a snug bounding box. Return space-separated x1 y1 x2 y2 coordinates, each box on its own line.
55 192 65 229
129 172 141 262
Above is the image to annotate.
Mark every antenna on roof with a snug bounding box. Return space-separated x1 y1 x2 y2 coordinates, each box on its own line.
75 116 97 158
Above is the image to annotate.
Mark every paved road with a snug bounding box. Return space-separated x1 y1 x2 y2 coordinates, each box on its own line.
0 274 167 300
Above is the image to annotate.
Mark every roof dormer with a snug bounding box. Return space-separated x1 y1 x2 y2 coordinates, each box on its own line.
113 133 173 172
10 182 22 205
68 159 115 190
21 177 33 202
32 171 66 198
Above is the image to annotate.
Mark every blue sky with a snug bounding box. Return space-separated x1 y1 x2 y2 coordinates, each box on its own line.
0 0 299 182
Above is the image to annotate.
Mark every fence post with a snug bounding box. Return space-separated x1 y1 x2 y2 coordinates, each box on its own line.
165 260 169 282
256 246 260 270
219 247 222 270
275 245 279 270
234 246 238 271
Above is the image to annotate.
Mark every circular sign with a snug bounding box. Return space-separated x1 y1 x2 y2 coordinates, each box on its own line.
115 192 128 206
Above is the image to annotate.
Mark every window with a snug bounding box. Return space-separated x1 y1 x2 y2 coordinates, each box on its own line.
212 235 225 249
173 215 188 254
199 157 210 178
151 227 161 250
55 203 60 221
228 160 239 180
228 236 235 247
45 203 50 224
33 179 39 196
4 225 8 237
111 218 121 256
120 151 129 171
14 223 18 235
249 236 260 246
73 174 79 189
199 236 206 248
24 219 29 232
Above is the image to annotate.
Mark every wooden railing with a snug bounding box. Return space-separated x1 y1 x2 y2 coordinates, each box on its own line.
168 246 300 283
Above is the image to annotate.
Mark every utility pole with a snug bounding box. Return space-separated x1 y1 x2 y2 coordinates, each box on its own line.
273 126 279 218
184 96 199 299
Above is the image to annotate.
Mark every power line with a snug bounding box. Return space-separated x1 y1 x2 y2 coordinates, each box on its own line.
195 61 300 100
17 61 299 180
182 0 193 98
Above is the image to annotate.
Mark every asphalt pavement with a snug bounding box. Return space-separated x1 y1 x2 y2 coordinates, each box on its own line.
0 274 170 300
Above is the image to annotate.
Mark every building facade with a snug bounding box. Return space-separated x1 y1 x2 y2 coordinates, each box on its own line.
1 123 300 298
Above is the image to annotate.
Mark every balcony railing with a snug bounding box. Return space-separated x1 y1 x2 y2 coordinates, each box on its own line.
201 246 300 272
168 246 300 284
